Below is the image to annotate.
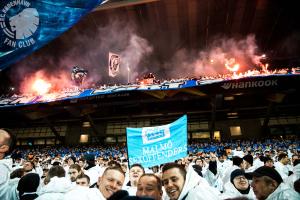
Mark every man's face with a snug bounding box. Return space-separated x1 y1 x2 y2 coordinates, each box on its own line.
281 156 289 165
78 160 85 168
251 176 275 200
69 168 80 182
0 129 10 154
195 159 203 167
129 166 144 186
98 169 125 199
137 176 162 200
76 177 89 187
162 168 185 200
23 161 33 172
265 160 274 168
292 155 299 164
233 175 249 191
0 130 9 145
242 160 250 169
68 158 74 166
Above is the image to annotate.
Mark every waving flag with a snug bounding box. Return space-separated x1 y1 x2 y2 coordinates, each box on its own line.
126 115 188 168
108 52 120 77
0 0 104 70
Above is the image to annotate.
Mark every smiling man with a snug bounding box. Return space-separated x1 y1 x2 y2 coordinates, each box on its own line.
136 173 163 200
97 165 125 199
162 162 219 200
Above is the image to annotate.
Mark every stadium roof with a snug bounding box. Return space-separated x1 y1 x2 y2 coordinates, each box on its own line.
93 0 300 65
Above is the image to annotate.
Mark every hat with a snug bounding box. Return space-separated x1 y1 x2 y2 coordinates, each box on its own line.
230 169 246 183
232 156 243 166
243 154 253 166
17 173 40 198
245 166 283 184
263 156 273 164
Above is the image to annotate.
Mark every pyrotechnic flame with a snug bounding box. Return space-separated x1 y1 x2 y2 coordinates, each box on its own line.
225 58 240 72
32 79 52 95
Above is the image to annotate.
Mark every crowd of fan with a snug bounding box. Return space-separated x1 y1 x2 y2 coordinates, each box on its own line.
1 129 300 200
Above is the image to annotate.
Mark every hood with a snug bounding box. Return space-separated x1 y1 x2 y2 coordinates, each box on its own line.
266 183 300 199
293 163 300 175
38 177 73 195
178 165 210 199
0 158 13 170
223 181 255 199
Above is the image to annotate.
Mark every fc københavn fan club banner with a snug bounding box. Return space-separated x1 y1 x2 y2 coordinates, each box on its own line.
0 0 104 70
126 115 188 168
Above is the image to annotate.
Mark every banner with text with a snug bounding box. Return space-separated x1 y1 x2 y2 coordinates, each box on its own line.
126 115 187 168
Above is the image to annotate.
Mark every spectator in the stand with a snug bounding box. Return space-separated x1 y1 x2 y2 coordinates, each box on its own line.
292 155 299 166
193 158 205 176
162 162 219 200
0 128 16 200
294 178 300 194
68 156 76 166
96 166 125 199
68 164 83 183
136 173 163 200
246 166 300 200
124 163 145 195
264 157 274 168
76 174 90 187
17 173 40 200
223 156 244 186
65 166 125 200
43 165 66 185
10 168 25 179
243 154 255 172
23 160 35 174
78 158 86 169
233 146 245 158
285 159 300 191
220 169 255 199
37 165 73 199
204 159 221 190
274 153 289 180
84 154 100 186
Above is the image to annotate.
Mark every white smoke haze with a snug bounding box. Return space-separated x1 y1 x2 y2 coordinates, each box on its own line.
120 34 153 81
11 15 265 94
165 34 264 78
12 17 154 92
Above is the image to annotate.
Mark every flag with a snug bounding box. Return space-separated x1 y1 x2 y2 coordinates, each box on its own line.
0 0 104 70
108 52 120 77
126 115 188 168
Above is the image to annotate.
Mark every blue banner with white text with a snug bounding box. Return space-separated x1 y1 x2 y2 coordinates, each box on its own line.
0 0 103 70
126 115 188 168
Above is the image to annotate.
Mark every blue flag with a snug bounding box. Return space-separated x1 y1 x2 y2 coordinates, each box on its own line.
126 115 188 168
0 0 103 70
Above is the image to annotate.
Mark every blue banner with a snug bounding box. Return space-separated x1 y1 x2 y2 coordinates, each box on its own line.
126 115 188 168
0 0 103 70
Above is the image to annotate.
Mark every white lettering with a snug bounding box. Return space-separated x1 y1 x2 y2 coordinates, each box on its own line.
4 37 16 47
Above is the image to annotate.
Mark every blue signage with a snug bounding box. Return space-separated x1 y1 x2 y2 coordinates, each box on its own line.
126 115 188 168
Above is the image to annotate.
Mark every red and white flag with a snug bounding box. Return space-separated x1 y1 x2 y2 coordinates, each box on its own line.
108 52 120 77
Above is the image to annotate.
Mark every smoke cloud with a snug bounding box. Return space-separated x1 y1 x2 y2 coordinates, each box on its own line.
10 14 265 94
164 35 265 78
